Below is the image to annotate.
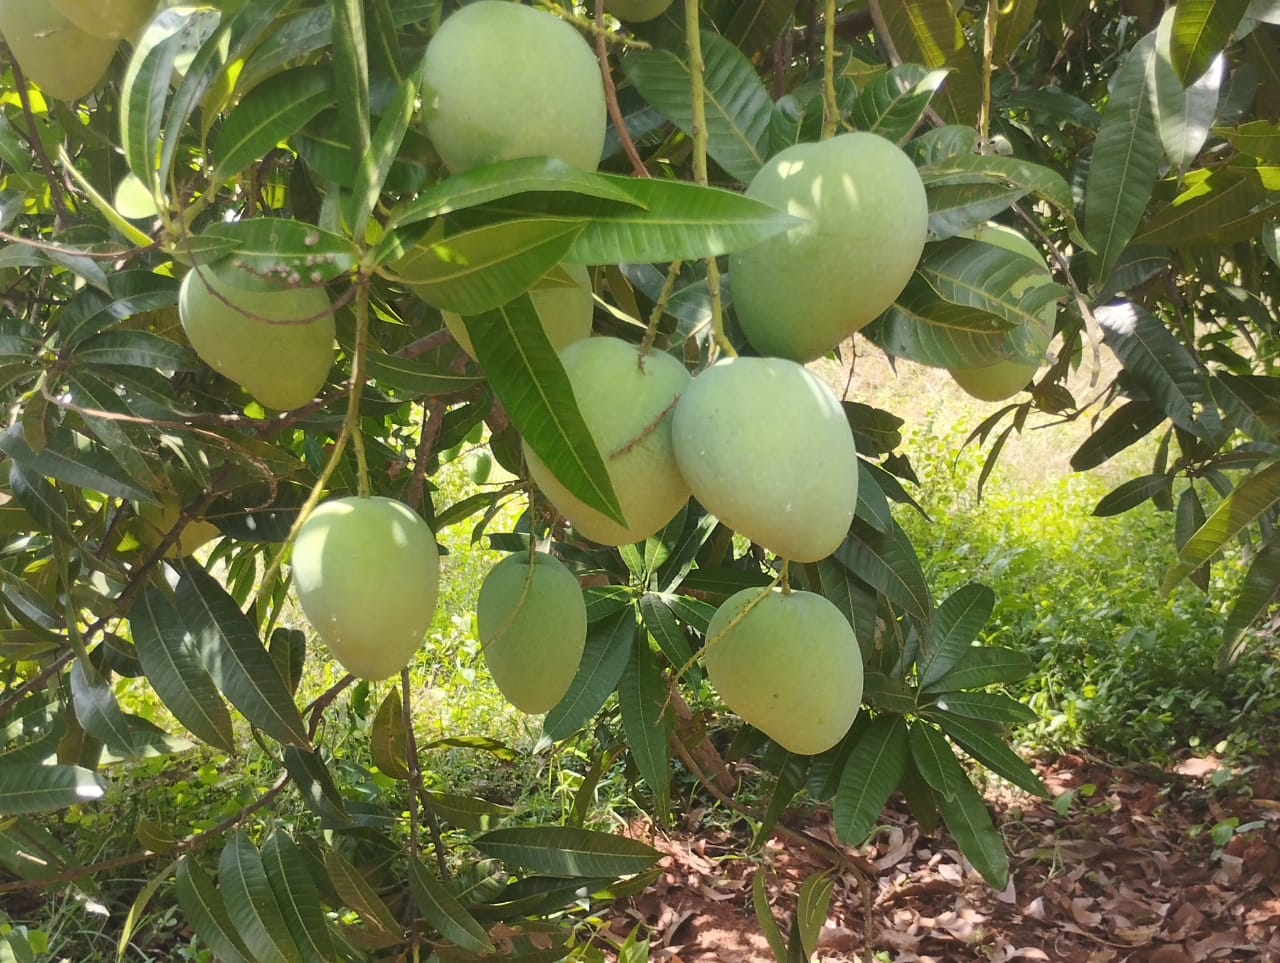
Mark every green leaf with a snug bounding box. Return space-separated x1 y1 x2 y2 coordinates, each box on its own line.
259 830 339 963
724 0 795 55
7 463 73 544
929 691 1038 724
933 756 1010 889
916 238 1066 333
370 686 410 780
1163 460 1280 591
795 871 836 960
175 858 255 963
0 428 152 505
422 791 512 831
1215 119 1280 162
1153 9 1225 170
322 848 401 937
327 0 372 172
218 831 302 963
1070 399 1166 471
473 826 661 878
211 67 336 183
618 640 670 817
927 710 1048 797
174 561 309 748
349 74 418 238
919 584 995 689
851 65 949 142
1170 0 1250 86
1084 31 1163 286
817 558 881 667
564 176 801 265
751 870 790 963
908 722 965 801
874 0 984 124
834 714 908 845
921 646 1034 694
69 660 152 758
197 219 359 283
622 31 771 184
408 856 495 954
919 152 1080 240
362 349 482 397
1221 536 1280 662
389 218 584 315
71 331 195 371
544 608 637 741
639 593 696 669
835 518 931 620
467 293 623 526
1134 165 1276 246
281 748 350 824
0 764 108 815
1092 473 1172 516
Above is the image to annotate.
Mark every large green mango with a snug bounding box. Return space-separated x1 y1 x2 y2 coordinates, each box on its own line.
672 356 858 563
292 497 440 681
477 552 587 714
703 587 863 756
728 132 929 362
0 1 117 101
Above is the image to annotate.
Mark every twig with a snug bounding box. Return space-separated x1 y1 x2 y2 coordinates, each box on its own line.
594 0 649 177
402 670 451 880
822 0 839 140
10 58 73 227
406 396 447 513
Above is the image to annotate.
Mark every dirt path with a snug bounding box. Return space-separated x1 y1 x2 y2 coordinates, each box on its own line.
609 754 1280 961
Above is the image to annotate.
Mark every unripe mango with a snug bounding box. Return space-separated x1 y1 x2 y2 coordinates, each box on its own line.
704 587 863 755
524 337 692 546
604 0 674 21
292 497 440 681
420 1 607 172
134 493 221 558
0 1 118 102
443 264 593 361
51 0 155 38
729 132 929 362
178 260 335 411
671 356 858 562
477 551 587 714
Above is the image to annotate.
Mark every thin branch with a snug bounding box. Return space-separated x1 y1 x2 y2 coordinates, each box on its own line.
594 0 649 177
10 58 73 227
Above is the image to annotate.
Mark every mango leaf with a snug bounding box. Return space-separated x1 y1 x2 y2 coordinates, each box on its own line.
1221 536 1280 662
1070 399 1166 471
71 331 195 371
197 219 359 283
281 748 350 824
363 350 482 398
931 751 1010 889
851 66 949 142
921 645 1034 694
930 691 1039 725
473 826 661 878
327 0 372 185
751 870 789 963
370 686 410 780
927 710 1048 797
0 427 152 505
1084 32 1163 286
388 219 583 315
1135 164 1277 246
0 764 108 815
544 608 637 741
175 858 255 963
835 518 931 620
639 594 697 669
174 561 309 748
873 0 983 124
218 831 302 963
259 830 339 963
834 714 908 845
1215 119 1280 162
908 721 965 801
408 857 495 954
422 791 512 831
1153 9 1225 170
349 74 418 238
1163 460 1280 591
919 584 995 689
915 240 1066 333
211 67 336 183
864 280 1028 369
70 660 172 759
1092 473 1172 516
724 0 795 55
322 848 402 937
795 871 836 960
619 640 670 818
1170 0 1251 85
817 558 881 666
919 152 1080 241
622 31 771 184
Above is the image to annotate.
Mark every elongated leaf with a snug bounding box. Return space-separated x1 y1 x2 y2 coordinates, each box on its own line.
639 593 696 669
835 519 931 620
72 331 195 371
618 641 670 817
817 558 881 664
927 710 1048 797
1092 473 1171 516
322 848 402 937
0 764 108 815
921 646 1034 694
69 660 145 758
1215 119 1280 162
7 462 73 544
175 561 309 747
919 584 995 689
212 67 336 182
408 856 494 954
795 871 836 960
918 239 1066 332
197 219 359 283
281 748 350 824
1135 165 1275 246
930 691 1038 724
565 177 800 265
364 350 481 397
328 0 372 175
873 0 984 124
260 830 339 963
544 608 637 741
725 0 795 55
473 826 661 878
1070 399 1166 471
932 753 1010 889
370 687 410 781
834 714 908 845
1170 0 1250 85
390 219 584 315
1221 536 1280 661
0 427 152 505
622 32 770 184
851 66 949 142
1163 460 1280 591
468 293 622 526
908 722 965 801
175 858 255 963
1154 9 1225 170
350 75 417 238
751 870 789 963
1084 32 1163 285
218 831 301 963
423 791 512 831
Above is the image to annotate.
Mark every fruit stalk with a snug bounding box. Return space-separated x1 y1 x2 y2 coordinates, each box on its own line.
821 0 838 140
348 278 373 497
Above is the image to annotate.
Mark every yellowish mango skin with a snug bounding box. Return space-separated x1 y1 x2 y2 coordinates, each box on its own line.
134 493 221 558
178 261 335 411
292 497 440 681
51 0 155 38
0 1 118 101
704 587 863 756
671 356 858 563
729 132 929 362
443 264 593 361
524 337 692 546
420 1 607 172
478 552 587 714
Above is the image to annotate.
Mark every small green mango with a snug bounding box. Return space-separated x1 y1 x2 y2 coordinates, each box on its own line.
478 552 587 714
292 497 440 681
704 587 863 756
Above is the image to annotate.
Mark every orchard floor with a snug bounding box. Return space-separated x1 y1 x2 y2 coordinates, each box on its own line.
604 752 1280 963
